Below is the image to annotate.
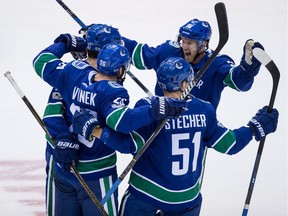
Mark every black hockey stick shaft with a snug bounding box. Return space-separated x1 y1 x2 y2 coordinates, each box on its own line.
55 0 153 97
4 71 108 216
100 2 229 205
56 0 87 29
126 70 153 96
242 48 280 216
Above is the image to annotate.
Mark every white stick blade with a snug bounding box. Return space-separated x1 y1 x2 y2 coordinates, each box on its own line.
253 48 272 66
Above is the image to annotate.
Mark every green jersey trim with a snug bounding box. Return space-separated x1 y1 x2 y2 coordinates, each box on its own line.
34 52 58 79
212 129 236 153
132 44 147 70
130 131 145 153
77 152 117 174
223 67 241 91
106 107 127 131
43 102 65 118
129 170 200 204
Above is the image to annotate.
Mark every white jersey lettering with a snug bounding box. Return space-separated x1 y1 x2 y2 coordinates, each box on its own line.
165 114 206 130
72 87 97 106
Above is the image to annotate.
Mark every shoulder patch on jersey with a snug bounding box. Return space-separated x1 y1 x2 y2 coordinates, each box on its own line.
52 91 63 100
111 97 127 109
72 60 90 69
88 71 97 85
108 81 124 89
168 40 180 48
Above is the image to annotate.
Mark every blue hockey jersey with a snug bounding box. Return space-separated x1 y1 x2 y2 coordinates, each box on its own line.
43 88 70 153
123 37 255 109
33 42 158 179
123 97 253 210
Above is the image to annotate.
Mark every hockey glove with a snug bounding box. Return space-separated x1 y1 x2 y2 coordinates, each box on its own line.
240 39 265 77
54 34 86 52
71 51 87 60
150 96 188 120
72 109 100 141
248 106 279 141
54 133 80 172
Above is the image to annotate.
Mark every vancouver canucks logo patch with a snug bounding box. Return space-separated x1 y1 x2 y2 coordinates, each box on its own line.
108 81 124 89
169 40 180 48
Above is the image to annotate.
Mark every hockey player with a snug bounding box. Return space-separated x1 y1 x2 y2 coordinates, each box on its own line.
41 24 126 216
122 18 265 110
73 57 279 215
33 27 187 216
121 18 266 196
114 57 278 215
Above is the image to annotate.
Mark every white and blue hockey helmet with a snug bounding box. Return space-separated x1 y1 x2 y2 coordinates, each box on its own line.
97 43 131 79
157 57 194 92
86 24 123 52
179 19 212 41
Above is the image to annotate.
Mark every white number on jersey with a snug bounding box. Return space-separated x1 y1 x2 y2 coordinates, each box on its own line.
171 132 201 176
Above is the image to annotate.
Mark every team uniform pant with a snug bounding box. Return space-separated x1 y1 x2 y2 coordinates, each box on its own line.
119 191 202 216
45 152 118 216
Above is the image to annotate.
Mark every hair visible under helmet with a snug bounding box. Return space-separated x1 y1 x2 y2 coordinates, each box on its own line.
97 43 131 82
157 57 194 92
86 24 123 53
178 18 212 50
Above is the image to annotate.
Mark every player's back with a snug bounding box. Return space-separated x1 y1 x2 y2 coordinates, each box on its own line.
128 97 215 210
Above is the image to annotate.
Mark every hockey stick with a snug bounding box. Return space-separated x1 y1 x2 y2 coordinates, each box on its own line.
55 0 87 29
242 48 280 216
4 71 53 139
126 70 153 96
100 2 229 205
55 0 153 96
4 71 108 216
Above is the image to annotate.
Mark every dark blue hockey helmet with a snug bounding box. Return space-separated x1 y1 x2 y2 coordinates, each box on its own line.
86 24 123 52
157 57 194 92
179 19 212 41
97 44 131 77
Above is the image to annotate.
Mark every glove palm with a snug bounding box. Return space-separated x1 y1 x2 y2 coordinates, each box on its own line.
240 39 265 77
